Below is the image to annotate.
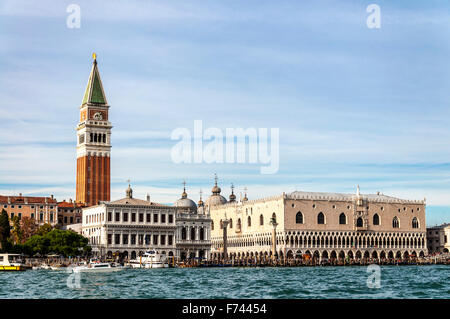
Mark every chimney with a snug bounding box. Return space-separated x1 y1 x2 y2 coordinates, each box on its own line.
69 198 73 203
51 194 54 200
19 193 22 197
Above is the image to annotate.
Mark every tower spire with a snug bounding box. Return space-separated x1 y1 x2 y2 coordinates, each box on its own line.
82 53 108 105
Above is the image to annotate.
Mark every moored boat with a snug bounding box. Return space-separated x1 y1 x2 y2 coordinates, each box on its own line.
0 253 27 271
72 260 123 273
129 250 169 269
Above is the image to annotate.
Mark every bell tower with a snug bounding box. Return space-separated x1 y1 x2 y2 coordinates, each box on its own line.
76 53 112 206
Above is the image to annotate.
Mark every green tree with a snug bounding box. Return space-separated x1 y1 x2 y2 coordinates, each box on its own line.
36 223 53 236
24 229 90 257
24 235 49 256
11 216 23 244
21 217 38 243
0 209 11 252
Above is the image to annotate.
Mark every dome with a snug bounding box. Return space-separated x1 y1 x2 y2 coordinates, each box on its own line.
205 174 227 207
174 197 198 212
174 182 197 212
205 194 228 207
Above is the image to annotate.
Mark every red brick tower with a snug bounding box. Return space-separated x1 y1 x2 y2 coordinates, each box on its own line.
76 54 112 206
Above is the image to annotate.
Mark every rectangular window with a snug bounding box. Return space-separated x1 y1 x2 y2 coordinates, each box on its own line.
139 213 144 223
18 213 22 220
40 213 43 221
153 235 158 245
10 212 14 219
123 213 128 222
64 216 68 224
131 213 136 222
31 213 35 219
168 235 173 246
161 214 166 223
145 235 150 245
50 213 53 222
70 217 74 224
138 234 144 245
123 234 129 245
108 212 112 222
168 215 173 224
153 214 158 223
131 234 136 245
115 234 120 245
115 212 120 222
146 214 150 223
107 234 112 245
160 235 166 245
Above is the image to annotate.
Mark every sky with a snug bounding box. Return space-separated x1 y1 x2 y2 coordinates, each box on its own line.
0 0 449 226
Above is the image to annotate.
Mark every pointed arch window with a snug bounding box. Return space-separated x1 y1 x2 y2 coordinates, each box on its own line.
393 217 399 228
339 213 346 225
260 214 264 226
412 217 419 229
373 214 380 225
248 216 251 227
296 212 303 224
229 218 233 229
317 212 325 224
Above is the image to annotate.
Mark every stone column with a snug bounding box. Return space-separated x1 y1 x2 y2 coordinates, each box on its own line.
270 218 278 261
222 219 230 260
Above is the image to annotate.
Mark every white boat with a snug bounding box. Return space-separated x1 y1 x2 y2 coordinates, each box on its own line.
72 261 123 273
129 250 169 269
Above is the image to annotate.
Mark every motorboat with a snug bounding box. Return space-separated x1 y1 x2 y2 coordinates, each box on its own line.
72 260 123 273
0 253 27 271
129 250 169 269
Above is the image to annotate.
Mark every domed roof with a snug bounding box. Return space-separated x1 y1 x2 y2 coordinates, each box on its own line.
205 194 228 207
174 182 197 212
175 197 198 212
205 174 227 206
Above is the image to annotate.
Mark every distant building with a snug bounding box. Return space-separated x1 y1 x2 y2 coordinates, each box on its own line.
57 199 83 226
81 183 212 260
0 194 58 226
208 181 428 261
174 184 212 260
82 184 178 260
427 224 450 254
64 223 82 234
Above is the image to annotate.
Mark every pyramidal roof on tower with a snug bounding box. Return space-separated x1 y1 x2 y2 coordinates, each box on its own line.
82 53 108 105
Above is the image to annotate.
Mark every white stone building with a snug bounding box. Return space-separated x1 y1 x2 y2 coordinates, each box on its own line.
82 185 177 260
174 184 212 260
82 183 212 260
427 223 450 254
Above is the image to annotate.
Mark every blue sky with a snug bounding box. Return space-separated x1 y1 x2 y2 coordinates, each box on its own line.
0 0 449 226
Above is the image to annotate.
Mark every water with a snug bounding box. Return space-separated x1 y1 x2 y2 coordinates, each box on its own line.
0 265 448 299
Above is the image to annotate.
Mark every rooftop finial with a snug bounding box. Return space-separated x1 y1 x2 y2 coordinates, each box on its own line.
229 183 236 202
92 52 97 61
181 180 187 198
357 184 360 196
126 179 133 199
243 187 248 201
214 173 218 186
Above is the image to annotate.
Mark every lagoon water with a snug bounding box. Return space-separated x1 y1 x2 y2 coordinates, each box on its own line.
0 265 448 299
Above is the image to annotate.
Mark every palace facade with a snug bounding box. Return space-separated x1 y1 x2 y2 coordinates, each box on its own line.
208 183 427 261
